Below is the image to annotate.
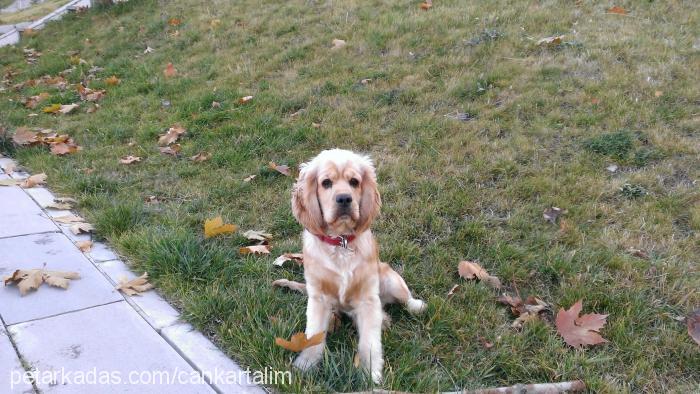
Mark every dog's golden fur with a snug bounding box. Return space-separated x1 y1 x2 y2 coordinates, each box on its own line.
291 149 425 383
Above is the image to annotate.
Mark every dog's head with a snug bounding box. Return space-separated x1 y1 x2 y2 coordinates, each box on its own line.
292 149 381 236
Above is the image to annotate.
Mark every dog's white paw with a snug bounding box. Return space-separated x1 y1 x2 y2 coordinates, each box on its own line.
407 298 427 314
293 346 323 371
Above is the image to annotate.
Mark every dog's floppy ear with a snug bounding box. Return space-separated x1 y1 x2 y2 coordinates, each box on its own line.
355 160 381 233
291 164 326 235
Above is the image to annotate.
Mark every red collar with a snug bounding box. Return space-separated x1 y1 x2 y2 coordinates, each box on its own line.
315 233 356 248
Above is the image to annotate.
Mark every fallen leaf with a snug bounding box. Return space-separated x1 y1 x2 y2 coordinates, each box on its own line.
606 164 618 173
53 214 85 224
243 230 273 242
119 155 141 164
158 125 186 145
50 142 82 156
627 247 649 259
607 6 627 15
499 295 549 328
204 216 237 239
168 17 182 26
331 38 346 50
420 0 432 10
115 272 154 296
654 90 663 98
211 101 221 108
273 252 304 267
144 46 155 54
537 35 565 46
44 201 73 210
275 331 325 352
543 207 565 224
688 309 700 346
164 63 177 78
591 97 600 105
4 267 80 296
238 95 253 104
21 173 47 188
458 260 501 289
478 336 494 349
104 75 120 86
272 279 307 294
23 92 50 109
76 240 93 252
243 174 256 182
190 152 211 162
360 78 372 85
58 103 79 114
159 144 181 156
70 222 94 235
42 103 61 114
447 284 460 298
210 19 221 28
12 127 39 145
239 245 271 255
269 161 291 176
555 300 608 348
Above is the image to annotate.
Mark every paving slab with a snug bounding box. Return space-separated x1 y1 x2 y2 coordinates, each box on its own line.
0 186 58 238
0 232 122 325
0 326 34 393
98 260 181 330
9 302 215 394
163 323 265 394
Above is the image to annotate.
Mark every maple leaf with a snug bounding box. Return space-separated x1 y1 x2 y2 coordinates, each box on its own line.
272 279 307 294
537 35 565 46
190 152 211 162
499 295 549 329
158 125 186 145
275 332 325 352
239 245 271 255
12 127 39 145
50 142 82 156
269 161 291 176
458 260 501 289
543 206 565 224
120 155 141 164
115 272 154 296
555 300 608 348
21 173 47 188
0 179 22 187
105 75 121 86
204 216 237 239
23 92 50 109
159 144 181 156
43 103 61 113
164 63 178 78
58 103 79 114
4 267 80 296
273 252 304 267
688 309 700 347
54 214 85 224
76 240 93 252
70 222 94 235
243 230 272 242
607 6 627 15
331 38 346 50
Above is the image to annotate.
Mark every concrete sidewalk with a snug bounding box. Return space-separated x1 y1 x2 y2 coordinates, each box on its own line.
0 156 264 393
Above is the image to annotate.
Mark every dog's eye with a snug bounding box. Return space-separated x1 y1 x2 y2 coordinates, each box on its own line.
349 178 359 188
321 179 332 189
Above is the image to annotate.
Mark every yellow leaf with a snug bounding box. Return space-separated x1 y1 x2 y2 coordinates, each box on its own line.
105 75 121 86
115 272 154 296
275 331 325 352
4 268 80 296
204 216 237 239
42 103 61 113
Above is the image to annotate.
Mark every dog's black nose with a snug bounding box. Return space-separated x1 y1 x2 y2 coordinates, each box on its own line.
336 194 352 205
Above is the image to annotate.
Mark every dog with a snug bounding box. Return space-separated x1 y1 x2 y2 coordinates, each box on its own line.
290 148 426 384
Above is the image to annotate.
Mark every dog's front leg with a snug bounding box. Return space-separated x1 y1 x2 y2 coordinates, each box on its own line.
356 295 384 384
294 294 331 371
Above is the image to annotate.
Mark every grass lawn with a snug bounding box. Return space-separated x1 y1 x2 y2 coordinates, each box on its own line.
1 0 698 392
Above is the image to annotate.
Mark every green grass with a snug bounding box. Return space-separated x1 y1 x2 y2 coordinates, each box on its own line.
1 1 699 392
